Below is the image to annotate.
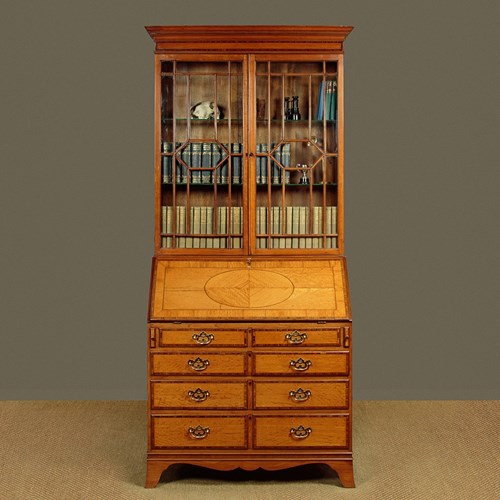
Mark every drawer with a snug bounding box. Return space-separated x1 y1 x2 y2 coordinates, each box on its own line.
152 416 247 449
151 381 247 409
253 325 348 347
253 352 349 376
254 415 349 449
151 352 246 376
254 380 349 409
157 326 247 347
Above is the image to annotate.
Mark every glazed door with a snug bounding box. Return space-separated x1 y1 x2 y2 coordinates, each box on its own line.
249 55 343 254
156 55 248 253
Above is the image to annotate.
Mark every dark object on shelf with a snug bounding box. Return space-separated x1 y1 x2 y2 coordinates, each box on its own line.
284 97 292 120
257 98 266 119
291 96 301 120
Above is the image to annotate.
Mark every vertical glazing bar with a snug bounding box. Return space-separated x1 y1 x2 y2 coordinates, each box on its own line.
308 74 313 239
214 73 218 141
308 75 312 140
186 74 191 237
172 62 177 246
337 55 344 251
265 61 271 249
227 62 232 247
322 61 327 248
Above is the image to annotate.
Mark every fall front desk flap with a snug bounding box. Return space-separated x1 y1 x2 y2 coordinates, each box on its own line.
149 258 351 322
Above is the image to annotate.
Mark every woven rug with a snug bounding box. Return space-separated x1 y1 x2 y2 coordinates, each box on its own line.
0 401 498 499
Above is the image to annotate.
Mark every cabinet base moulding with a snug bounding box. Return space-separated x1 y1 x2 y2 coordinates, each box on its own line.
145 457 355 488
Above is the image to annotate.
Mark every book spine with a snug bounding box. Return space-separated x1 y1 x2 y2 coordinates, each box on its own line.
312 206 321 249
291 206 299 248
261 144 269 184
211 144 221 184
201 142 211 184
271 206 280 248
191 142 202 184
316 80 324 121
272 146 281 184
175 142 182 183
299 206 307 249
166 205 173 248
282 143 291 183
162 142 173 183
285 206 293 249
326 205 338 248
232 143 241 184
200 206 208 248
181 143 191 184
161 206 167 248
256 143 262 184
219 144 228 184
176 206 186 248
206 207 214 249
231 206 242 248
218 206 227 248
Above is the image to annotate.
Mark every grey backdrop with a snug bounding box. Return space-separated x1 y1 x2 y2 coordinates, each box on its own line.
1 0 499 400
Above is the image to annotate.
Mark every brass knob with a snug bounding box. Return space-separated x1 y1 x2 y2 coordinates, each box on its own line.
290 358 312 371
192 331 214 345
289 388 312 402
187 388 210 402
290 425 312 439
285 330 308 344
188 357 210 371
188 425 210 439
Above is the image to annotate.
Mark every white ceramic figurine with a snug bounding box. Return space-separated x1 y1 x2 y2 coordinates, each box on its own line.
190 101 222 119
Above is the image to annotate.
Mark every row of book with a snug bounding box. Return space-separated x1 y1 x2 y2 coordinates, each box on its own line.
316 80 337 121
160 205 337 250
161 206 243 249
161 142 294 185
256 143 291 184
161 142 241 185
256 206 337 249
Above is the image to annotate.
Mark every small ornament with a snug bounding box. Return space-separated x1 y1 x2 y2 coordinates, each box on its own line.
299 164 309 184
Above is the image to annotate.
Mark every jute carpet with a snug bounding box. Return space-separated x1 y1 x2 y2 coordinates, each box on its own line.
0 401 498 499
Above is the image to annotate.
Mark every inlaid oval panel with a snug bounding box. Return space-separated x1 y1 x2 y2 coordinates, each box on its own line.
204 270 294 308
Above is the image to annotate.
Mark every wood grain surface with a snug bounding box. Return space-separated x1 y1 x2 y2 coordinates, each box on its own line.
150 258 350 321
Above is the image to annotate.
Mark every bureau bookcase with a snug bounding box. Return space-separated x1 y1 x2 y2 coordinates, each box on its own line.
145 25 354 488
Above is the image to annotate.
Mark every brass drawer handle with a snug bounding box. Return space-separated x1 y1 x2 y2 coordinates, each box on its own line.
290 425 312 440
290 358 312 371
188 425 210 439
285 330 308 344
187 388 210 402
289 388 312 402
192 331 214 345
188 357 210 371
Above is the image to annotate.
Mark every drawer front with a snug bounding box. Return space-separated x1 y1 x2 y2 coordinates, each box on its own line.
254 415 349 449
254 380 349 409
152 416 247 449
151 353 246 376
151 381 247 409
158 327 246 347
253 352 349 376
253 326 345 347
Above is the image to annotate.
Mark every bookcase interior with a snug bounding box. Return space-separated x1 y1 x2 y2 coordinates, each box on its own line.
159 57 340 252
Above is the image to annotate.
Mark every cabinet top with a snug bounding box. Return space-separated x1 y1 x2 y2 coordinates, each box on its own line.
145 25 353 53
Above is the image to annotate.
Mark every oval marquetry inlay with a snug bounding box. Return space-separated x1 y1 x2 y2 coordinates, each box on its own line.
204 270 294 308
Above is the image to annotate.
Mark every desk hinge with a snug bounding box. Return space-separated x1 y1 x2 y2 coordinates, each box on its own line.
149 328 158 349
342 327 351 348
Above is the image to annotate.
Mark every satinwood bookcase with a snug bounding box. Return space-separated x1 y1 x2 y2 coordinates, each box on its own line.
145 25 354 488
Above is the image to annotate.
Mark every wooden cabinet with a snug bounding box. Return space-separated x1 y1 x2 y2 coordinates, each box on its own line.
145 25 354 488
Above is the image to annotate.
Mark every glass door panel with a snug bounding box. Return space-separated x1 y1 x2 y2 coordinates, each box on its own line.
254 59 338 250
160 60 244 250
